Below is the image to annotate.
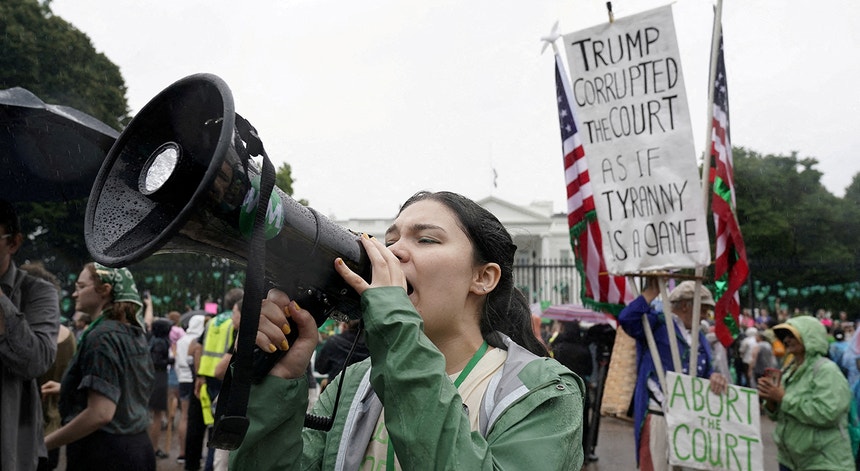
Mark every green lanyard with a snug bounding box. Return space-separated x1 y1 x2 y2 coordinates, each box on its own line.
386 341 488 470
453 341 489 388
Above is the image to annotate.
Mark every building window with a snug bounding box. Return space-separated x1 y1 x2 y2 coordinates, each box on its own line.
559 249 571 263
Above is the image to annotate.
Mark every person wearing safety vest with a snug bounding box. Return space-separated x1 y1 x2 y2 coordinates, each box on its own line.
192 288 243 471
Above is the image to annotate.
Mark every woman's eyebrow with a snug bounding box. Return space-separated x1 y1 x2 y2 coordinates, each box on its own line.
410 223 445 233
385 223 446 237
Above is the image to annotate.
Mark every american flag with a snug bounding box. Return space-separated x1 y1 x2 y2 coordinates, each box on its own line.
710 34 749 347
554 54 633 313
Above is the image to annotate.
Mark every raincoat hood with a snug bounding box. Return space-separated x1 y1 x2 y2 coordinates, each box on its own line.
151 318 172 338
774 316 828 357
186 314 205 339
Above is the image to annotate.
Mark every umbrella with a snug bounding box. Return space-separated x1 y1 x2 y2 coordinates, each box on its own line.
542 304 617 328
0 87 119 202
179 309 209 330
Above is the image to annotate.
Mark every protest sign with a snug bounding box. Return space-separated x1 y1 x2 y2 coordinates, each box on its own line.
664 372 763 471
562 6 710 274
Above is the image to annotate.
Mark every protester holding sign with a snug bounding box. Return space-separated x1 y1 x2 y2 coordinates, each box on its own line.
758 316 853 470
618 278 728 471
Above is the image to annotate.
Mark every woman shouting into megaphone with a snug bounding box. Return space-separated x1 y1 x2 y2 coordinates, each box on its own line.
231 191 585 470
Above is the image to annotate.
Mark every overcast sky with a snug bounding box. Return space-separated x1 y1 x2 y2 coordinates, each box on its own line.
50 0 860 219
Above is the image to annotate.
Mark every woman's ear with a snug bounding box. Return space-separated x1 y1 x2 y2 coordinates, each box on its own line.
470 262 501 295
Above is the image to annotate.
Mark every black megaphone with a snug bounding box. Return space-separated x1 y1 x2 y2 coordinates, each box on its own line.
85 73 371 375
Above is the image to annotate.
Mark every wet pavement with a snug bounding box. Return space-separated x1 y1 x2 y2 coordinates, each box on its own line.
58 411 779 470
583 414 778 470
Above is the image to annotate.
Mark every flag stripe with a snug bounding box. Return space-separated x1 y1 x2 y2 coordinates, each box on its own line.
710 33 749 347
555 53 633 314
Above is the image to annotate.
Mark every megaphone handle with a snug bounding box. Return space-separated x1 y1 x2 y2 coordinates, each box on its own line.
249 316 299 382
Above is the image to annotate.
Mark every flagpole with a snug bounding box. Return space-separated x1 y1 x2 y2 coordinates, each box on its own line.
691 0 725 375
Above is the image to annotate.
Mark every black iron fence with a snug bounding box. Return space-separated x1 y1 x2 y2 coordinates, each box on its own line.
55 255 584 319
513 258 582 307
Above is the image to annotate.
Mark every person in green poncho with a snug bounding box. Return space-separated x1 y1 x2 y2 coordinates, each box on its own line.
758 315 854 470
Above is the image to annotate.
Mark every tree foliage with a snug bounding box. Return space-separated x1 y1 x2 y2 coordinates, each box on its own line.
0 0 130 129
3 0 313 318
733 148 860 313
276 161 308 206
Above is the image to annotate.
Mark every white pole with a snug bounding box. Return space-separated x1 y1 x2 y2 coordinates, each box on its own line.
642 315 668 396
689 276 704 373
659 278 683 373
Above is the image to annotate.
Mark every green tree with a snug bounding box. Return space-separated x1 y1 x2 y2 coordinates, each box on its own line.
0 0 130 128
844 173 860 206
275 161 308 205
733 148 860 312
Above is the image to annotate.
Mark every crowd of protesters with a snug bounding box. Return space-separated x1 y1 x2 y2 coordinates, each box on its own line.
6 198 860 470
149 291 860 471
31 280 368 471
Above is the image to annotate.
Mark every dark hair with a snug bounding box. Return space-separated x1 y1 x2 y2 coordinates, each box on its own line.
556 321 583 343
224 287 244 312
399 191 548 356
151 318 173 338
0 199 21 235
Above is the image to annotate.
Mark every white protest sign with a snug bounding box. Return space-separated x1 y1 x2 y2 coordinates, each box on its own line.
664 372 763 471
562 6 710 274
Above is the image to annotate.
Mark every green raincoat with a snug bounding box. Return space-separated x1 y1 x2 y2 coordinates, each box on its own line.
231 287 585 470
767 315 854 470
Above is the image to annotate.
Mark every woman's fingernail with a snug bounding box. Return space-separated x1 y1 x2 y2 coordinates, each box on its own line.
361 232 369 240
280 339 290 351
267 343 277 353
335 257 344 267
281 323 291 335
283 305 290 317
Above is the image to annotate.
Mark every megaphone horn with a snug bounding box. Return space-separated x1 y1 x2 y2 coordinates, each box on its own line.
85 72 370 326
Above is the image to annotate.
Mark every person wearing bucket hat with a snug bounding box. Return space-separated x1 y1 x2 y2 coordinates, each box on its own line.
757 316 854 470
45 262 156 470
618 279 728 471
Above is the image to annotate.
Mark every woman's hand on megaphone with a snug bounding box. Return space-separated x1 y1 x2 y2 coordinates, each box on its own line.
335 233 407 295
255 288 319 380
